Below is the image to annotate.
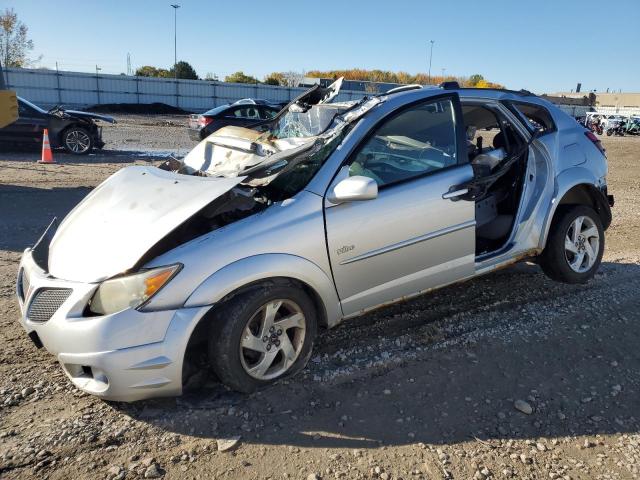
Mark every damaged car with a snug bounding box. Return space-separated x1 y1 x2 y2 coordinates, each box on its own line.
0 97 115 154
16 79 613 401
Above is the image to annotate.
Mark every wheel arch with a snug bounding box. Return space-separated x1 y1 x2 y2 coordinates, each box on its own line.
184 254 342 329
179 255 341 387
540 179 611 250
59 122 96 153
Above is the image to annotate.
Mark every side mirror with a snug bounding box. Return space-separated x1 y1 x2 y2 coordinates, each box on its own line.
327 175 378 204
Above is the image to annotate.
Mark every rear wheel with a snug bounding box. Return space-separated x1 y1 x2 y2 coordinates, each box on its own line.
63 126 93 154
540 205 604 284
208 281 317 393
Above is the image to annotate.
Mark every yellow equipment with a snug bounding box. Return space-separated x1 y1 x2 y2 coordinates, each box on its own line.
0 60 19 128
0 89 19 128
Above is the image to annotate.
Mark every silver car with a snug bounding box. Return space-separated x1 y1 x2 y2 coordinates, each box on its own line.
16 81 613 401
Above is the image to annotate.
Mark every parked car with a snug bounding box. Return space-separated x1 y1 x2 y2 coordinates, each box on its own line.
187 101 282 141
0 97 116 154
16 80 613 401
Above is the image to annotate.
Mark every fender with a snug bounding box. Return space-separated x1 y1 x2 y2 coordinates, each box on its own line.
184 253 343 328
539 166 603 250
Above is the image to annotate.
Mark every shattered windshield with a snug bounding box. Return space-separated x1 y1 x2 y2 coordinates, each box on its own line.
180 96 383 183
257 104 351 140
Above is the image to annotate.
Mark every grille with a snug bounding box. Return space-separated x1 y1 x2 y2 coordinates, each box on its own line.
27 288 73 323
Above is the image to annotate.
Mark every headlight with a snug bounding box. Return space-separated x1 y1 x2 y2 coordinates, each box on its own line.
89 264 181 315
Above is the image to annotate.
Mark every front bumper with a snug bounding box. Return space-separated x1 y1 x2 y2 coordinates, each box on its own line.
16 250 209 402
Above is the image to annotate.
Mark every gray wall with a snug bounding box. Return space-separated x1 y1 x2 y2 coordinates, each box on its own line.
4 67 368 112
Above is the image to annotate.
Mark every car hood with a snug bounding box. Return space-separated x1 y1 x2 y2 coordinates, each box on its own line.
48 166 243 283
61 109 117 124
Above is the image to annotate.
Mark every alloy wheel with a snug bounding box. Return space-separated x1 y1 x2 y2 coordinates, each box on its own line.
239 299 306 380
65 129 91 153
564 215 600 273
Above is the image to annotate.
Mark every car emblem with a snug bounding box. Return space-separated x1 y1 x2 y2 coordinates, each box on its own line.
336 245 355 255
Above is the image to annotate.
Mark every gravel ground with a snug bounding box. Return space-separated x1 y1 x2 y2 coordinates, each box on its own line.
1 118 639 480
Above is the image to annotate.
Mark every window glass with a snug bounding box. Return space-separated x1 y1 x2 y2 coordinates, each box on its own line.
228 107 261 119
511 102 555 133
203 104 231 116
349 98 458 187
260 107 279 119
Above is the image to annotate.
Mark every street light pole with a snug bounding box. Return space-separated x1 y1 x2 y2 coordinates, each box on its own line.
170 4 180 79
0 59 6 90
428 40 434 84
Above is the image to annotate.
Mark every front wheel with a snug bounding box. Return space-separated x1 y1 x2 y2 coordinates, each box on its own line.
606 128 613 136
539 205 604 284
208 281 317 393
63 126 93 154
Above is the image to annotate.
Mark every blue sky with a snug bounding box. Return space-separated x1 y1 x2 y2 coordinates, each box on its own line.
7 0 640 93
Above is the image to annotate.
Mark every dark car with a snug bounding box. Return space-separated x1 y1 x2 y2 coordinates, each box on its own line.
0 97 116 154
188 101 282 141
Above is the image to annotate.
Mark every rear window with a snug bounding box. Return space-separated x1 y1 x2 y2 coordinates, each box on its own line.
510 101 556 134
203 105 231 116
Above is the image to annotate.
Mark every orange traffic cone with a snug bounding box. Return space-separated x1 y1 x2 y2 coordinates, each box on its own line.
39 128 55 164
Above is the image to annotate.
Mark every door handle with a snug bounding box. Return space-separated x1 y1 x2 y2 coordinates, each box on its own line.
442 188 469 200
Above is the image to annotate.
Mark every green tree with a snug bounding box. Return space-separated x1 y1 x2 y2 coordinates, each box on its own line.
170 60 198 80
224 71 259 84
468 74 485 86
264 72 285 86
135 65 170 77
0 8 35 67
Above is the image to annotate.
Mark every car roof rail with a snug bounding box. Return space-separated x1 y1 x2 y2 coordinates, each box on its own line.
384 84 423 95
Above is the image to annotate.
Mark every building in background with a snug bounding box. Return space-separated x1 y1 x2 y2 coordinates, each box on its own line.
549 92 640 116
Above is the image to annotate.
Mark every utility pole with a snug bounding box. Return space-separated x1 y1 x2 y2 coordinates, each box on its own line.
95 65 102 104
428 40 434 84
171 4 180 79
0 58 6 90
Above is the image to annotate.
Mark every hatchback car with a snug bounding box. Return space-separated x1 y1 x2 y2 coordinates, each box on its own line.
0 97 115 154
187 100 282 141
17 80 613 401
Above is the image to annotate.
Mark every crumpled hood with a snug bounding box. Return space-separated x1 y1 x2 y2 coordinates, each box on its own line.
61 109 117 124
48 166 243 283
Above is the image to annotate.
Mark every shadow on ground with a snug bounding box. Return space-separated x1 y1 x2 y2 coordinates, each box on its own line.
0 184 92 252
113 260 640 449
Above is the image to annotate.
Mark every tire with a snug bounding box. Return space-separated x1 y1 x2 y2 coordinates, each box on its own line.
207 281 318 393
539 205 604 284
606 129 613 136
62 126 93 154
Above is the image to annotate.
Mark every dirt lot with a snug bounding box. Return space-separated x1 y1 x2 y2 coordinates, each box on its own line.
1 118 639 480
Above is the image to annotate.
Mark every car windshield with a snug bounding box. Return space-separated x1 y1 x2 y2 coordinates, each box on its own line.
19 97 48 114
257 104 351 140
181 96 383 184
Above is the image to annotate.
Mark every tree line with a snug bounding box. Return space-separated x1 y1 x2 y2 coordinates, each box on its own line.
133 65 504 90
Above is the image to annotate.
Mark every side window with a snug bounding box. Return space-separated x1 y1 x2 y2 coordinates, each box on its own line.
510 102 556 134
260 107 278 120
229 107 260 119
349 98 459 187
